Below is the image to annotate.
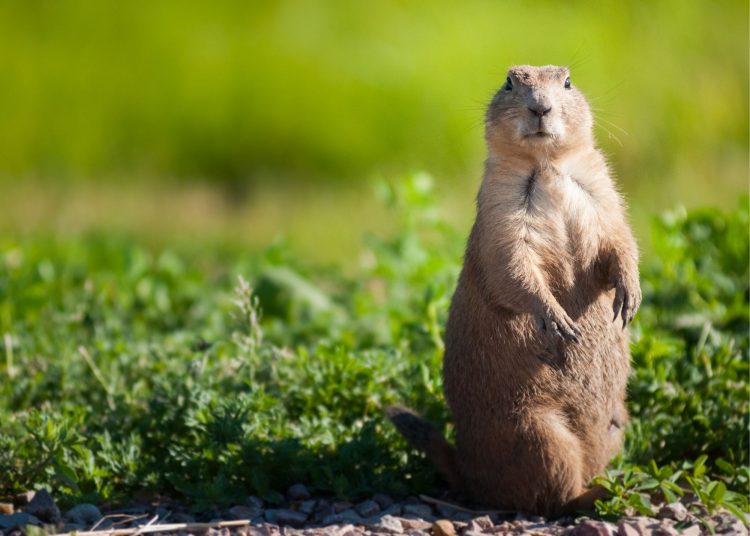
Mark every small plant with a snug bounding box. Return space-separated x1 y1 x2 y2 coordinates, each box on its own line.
0 185 746 518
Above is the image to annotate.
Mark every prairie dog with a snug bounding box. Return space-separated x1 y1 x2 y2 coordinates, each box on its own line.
388 65 641 516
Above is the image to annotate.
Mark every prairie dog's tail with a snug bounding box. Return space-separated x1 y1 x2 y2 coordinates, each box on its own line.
385 405 460 488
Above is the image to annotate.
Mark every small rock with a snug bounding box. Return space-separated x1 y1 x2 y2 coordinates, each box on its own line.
0 513 42 530
657 502 688 522
298 500 317 515
617 517 660 536
274 509 308 527
524 521 553 533
14 492 35 507
435 505 458 518
355 500 380 518
380 504 403 517
463 531 484 536
26 489 61 524
402 504 432 518
679 525 701 536
714 513 748 536
372 494 394 510
487 521 513 533
65 503 102 526
373 514 403 533
432 520 456 536
334 501 355 513
286 484 311 501
400 517 432 530
173 513 197 523
450 512 474 523
332 524 359 536
467 515 493 531
655 522 680 536
338 509 363 524
322 513 344 525
246 496 264 509
0 504 13 515
569 520 615 536
617 520 640 536
229 505 261 520
313 499 333 518
248 524 280 536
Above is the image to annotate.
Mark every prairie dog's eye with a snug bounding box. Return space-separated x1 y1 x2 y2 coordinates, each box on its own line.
564 77 571 89
504 76 513 91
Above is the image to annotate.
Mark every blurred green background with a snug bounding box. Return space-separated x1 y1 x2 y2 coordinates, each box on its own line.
0 0 747 261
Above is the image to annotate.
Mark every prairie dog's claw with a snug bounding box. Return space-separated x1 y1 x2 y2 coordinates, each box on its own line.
537 307 580 347
612 274 641 328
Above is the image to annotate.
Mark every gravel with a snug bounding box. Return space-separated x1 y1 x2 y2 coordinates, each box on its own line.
0 488 746 536
26 488 62 524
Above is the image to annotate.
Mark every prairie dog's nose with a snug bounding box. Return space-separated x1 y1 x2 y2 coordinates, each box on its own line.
528 103 552 117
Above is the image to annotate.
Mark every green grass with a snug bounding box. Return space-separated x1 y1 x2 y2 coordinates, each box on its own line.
0 177 747 519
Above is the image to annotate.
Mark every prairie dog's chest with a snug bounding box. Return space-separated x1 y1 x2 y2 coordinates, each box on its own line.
533 168 604 260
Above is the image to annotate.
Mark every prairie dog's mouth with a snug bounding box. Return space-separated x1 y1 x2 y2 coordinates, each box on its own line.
525 130 553 139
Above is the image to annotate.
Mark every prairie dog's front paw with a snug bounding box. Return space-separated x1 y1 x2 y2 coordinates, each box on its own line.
535 305 581 351
611 270 641 328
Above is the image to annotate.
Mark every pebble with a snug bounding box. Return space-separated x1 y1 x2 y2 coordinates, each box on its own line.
246 496 265 509
334 501 355 513
275 509 309 527
616 520 640 536
338 509 364 524
355 500 380 518
173 512 197 523
715 512 748 535
14 492 35 507
679 525 701 536
432 520 456 536
400 517 432 530
229 505 261 520
333 524 360 536
322 513 345 525
373 514 404 533
617 517 662 536
62 522 88 532
657 502 688 522
65 503 102 526
467 515 493 531
298 500 317 515
372 494 394 510
287 484 311 501
401 504 432 518
0 503 13 515
380 504 403 517
568 520 615 536
26 488 61 524
0 512 42 530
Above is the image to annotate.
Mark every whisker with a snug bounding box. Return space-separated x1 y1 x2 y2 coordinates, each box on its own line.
594 120 624 147
596 117 629 136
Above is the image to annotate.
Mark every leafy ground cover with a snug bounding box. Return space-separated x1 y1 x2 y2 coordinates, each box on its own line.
0 177 747 520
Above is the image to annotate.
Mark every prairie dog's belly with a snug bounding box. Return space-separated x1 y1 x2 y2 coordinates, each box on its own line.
444 278 628 420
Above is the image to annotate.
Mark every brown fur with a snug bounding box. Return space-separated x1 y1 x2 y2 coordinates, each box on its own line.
388 65 641 516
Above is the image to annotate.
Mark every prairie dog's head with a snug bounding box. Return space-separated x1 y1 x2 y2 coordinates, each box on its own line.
485 65 594 158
